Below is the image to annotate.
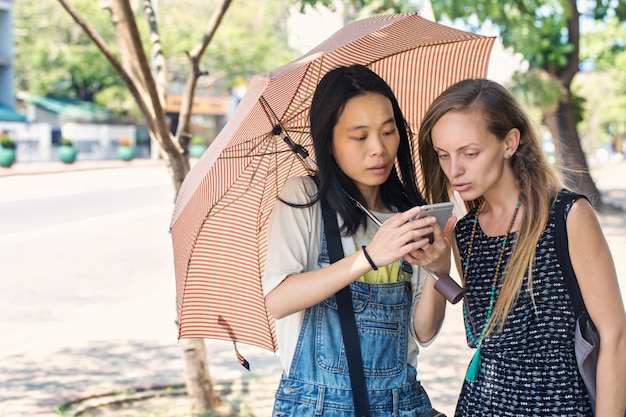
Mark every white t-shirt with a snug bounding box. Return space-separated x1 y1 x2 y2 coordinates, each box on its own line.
262 176 434 374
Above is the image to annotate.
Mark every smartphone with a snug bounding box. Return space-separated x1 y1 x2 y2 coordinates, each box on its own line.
413 201 454 243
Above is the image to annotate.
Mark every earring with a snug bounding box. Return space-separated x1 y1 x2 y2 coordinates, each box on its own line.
505 154 511 159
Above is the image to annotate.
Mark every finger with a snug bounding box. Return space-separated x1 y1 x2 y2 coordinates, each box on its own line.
385 209 434 243
403 252 419 264
407 224 434 244
429 228 451 253
405 245 437 264
395 206 422 225
443 216 457 236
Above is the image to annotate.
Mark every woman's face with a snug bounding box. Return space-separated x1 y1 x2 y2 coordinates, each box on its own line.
431 110 511 202
331 92 400 198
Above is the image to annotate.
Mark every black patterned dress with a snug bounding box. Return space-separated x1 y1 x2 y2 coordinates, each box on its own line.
454 190 592 417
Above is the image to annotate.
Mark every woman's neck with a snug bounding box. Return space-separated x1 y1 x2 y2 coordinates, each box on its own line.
359 185 389 212
478 196 522 237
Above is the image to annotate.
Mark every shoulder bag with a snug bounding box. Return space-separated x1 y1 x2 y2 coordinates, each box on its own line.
554 192 604 413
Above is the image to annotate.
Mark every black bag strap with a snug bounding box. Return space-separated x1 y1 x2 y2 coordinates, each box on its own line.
320 197 371 417
554 191 589 317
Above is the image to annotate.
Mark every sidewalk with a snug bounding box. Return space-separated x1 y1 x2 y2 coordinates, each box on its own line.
0 158 166 177
0 159 624 417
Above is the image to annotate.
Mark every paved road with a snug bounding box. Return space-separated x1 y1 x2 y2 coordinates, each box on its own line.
0 162 283 417
0 160 624 416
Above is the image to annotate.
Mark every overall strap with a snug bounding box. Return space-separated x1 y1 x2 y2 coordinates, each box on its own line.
554 191 588 317
320 197 371 417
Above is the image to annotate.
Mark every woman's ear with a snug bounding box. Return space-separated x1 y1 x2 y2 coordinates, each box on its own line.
504 128 520 158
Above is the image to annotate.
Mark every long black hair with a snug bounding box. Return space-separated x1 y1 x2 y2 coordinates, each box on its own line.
284 64 425 235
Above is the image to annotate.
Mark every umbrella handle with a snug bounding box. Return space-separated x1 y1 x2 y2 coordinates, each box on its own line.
430 270 465 304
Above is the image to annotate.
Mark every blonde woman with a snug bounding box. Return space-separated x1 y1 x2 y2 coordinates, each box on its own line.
418 78 626 416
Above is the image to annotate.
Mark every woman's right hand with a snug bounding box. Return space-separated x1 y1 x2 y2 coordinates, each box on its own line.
363 206 438 268
404 215 456 277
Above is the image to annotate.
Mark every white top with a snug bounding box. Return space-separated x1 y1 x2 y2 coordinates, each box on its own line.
262 176 436 374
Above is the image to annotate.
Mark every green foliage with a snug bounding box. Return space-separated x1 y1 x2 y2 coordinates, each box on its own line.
591 0 626 20
430 0 577 70
158 0 297 88
293 0 337 13
204 1 298 87
60 138 74 146
14 0 124 105
429 0 626 157
580 17 626 71
14 0 298 115
350 0 421 17
510 69 565 111
93 85 142 119
290 0 420 17
575 16 626 148
430 0 626 73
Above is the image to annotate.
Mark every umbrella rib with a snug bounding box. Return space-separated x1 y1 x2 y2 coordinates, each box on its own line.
259 96 317 173
218 148 294 159
280 61 323 126
209 138 304 218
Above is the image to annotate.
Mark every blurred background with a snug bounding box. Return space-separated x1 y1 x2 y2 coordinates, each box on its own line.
1 1 625 416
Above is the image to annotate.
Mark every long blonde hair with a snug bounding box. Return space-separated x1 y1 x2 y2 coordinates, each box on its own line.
418 79 564 334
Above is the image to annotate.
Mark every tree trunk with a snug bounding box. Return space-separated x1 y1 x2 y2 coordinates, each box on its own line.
543 96 603 208
56 0 217 409
181 338 217 411
543 0 604 210
56 0 233 411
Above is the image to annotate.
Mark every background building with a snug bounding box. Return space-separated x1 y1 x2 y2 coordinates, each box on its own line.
0 0 24 122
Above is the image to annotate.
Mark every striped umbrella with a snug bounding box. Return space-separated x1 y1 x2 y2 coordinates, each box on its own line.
170 13 495 366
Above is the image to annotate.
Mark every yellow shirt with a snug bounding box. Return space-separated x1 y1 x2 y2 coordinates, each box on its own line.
354 210 406 283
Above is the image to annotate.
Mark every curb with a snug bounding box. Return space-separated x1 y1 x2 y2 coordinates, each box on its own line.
0 158 166 177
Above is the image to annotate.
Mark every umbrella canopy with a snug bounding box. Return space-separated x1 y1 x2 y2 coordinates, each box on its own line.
171 13 495 357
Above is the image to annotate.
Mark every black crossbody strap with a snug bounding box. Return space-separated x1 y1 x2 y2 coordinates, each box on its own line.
320 197 371 417
554 192 588 317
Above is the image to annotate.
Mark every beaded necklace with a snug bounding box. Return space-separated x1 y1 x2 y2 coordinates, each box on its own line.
462 200 520 382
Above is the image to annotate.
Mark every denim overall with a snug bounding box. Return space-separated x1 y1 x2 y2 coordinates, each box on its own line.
272 266 437 416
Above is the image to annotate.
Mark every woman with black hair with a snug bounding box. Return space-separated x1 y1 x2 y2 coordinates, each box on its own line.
262 64 454 416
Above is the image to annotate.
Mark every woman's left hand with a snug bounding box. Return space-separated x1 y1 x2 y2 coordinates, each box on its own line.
404 215 456 276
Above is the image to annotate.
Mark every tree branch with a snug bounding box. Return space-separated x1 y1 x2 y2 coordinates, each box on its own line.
562 0 580 86
190 0 234 61
175 0 234 144
106 0 178 154
142 0 168 106
56 0 158 135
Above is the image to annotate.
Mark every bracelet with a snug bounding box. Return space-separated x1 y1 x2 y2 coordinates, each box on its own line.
361 245 378 271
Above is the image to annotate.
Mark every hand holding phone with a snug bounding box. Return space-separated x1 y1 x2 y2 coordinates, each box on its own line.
412 201 454 243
